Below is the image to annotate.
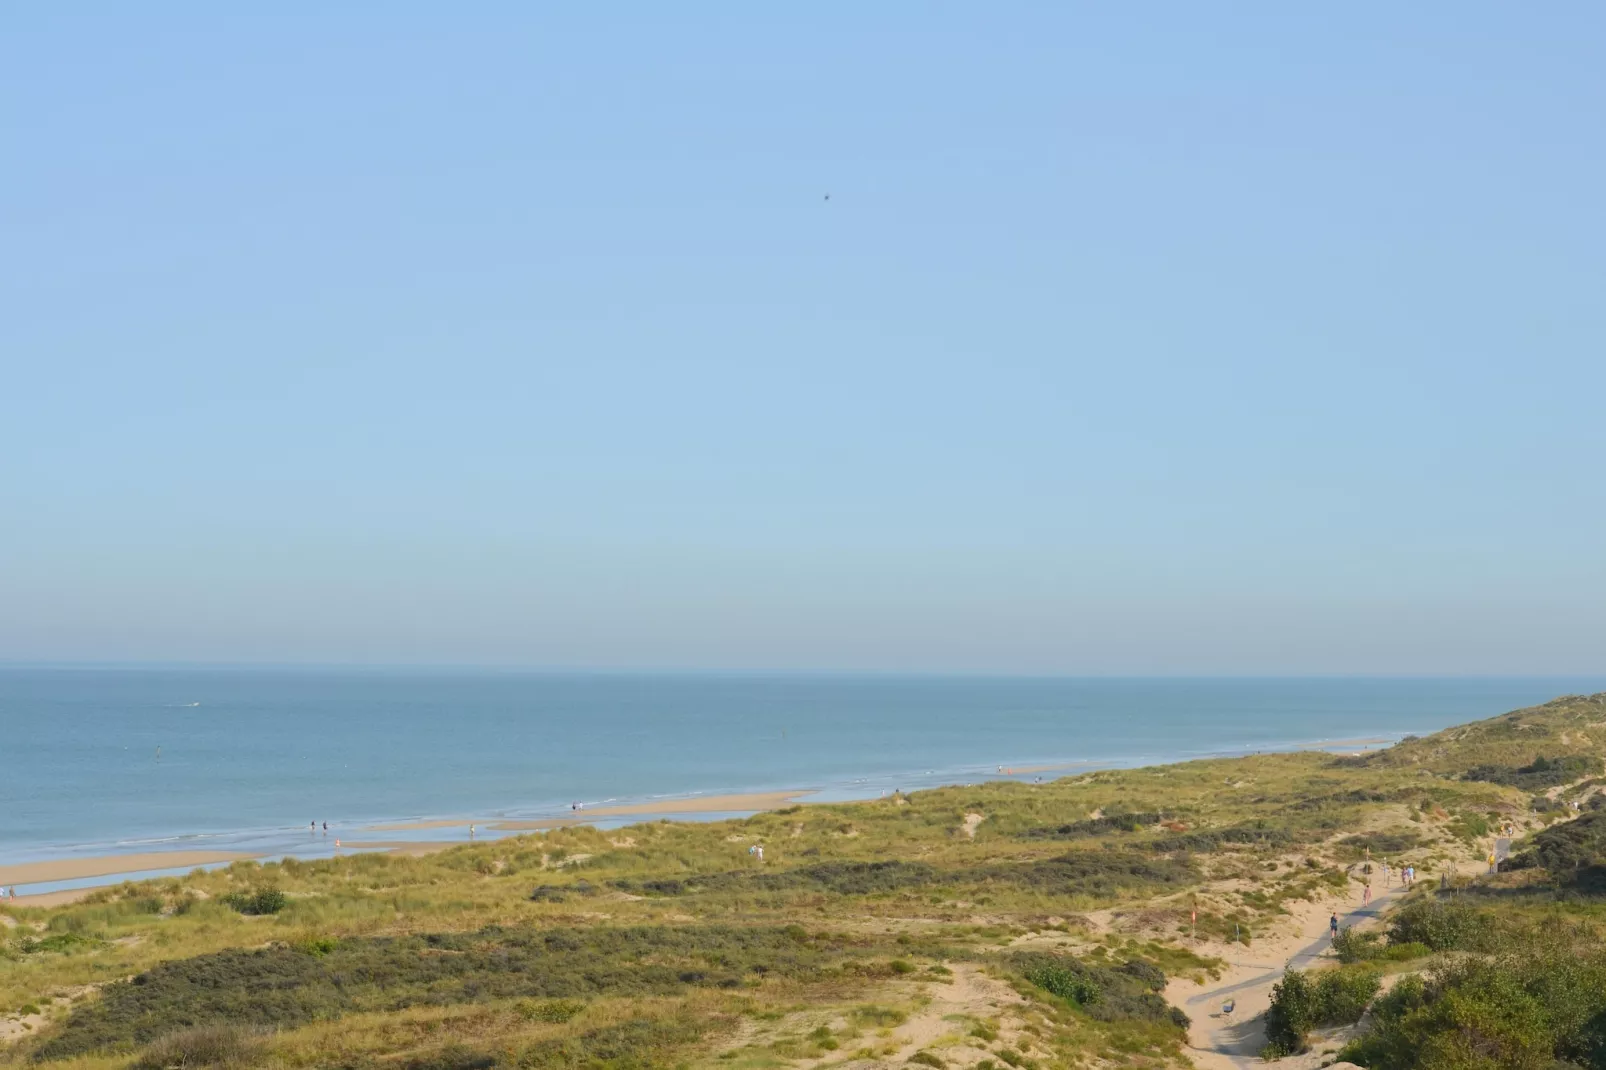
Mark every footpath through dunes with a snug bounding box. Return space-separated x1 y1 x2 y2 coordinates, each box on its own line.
1169 877 1413 1070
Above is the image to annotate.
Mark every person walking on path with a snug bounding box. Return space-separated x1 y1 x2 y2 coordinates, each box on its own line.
1330 913 1340 941
1363 883 1372 907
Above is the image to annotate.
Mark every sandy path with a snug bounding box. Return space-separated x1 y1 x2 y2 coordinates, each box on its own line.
1169 879 1412 1070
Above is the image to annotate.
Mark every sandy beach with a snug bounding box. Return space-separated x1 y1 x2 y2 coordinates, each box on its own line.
0 851 258 888
578 790 814 816
366 817 590 832
338 841 459 857
364 791 816 831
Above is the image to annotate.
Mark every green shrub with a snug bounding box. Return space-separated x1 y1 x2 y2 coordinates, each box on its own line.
1023 812 1162 838
1332 926 1382 964
1263 970 1320 1056
219 889 286 916
1466 755 1602 791
1315 967 1381 1025
16 932 104 955
1024 961 1101 1005
1386 900 1488 952
1012 952 1186 1028
1339 947 1606 1070
1340 831 1421 857
1263 967 1380 1056
1333 927 1430 965
291 936 337 957
515 998 585 1023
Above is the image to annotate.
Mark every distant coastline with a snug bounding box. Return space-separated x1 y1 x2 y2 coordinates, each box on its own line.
8 671 1604 902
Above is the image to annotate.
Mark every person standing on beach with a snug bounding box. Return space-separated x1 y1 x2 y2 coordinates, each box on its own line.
1363 883 1371 906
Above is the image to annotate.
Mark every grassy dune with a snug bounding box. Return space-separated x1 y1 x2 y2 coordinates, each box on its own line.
5 693 1606 1070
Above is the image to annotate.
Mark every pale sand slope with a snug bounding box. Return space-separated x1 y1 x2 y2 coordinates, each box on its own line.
0 852 258 888
1167 877 1416 1070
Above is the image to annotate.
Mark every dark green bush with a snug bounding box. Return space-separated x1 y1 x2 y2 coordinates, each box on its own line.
1466 755 1602 791
1264 970 1320 1056
1023 812 1161 839
1333 927 1431 965
1386 900 1488 952
1315 967 1381 1025
1339 946 1606 1070
1023 961 1101 1005
1263 967 1380 1056
1509 810 1606 881
1012 952 1186 1029
219 889 286 916
1332 926 1383 964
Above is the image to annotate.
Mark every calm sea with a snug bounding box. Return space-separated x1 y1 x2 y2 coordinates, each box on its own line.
4 670 1603 887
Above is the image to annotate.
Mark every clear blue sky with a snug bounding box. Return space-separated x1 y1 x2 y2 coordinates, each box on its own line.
4 6 1603 673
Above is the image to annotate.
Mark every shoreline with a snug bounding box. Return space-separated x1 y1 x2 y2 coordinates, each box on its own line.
0 733 1411 903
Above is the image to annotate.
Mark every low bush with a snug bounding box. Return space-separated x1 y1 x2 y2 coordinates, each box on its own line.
219 889 286 916
1507 809 1606 881
1333 926 1431 965
1386 900 1489 952
1146 824 1294 853
609 851 1195 901
1339 831 1421 857
129 1023 264 1070
1012 952 1187 1029
1023 812 1161 839
1466 755 1602 791
33 925 875 1060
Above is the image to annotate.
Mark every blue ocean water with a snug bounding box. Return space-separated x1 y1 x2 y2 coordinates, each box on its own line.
4 670 1603 885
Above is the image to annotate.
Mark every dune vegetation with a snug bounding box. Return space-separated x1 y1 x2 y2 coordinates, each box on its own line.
5 693 1606 1070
